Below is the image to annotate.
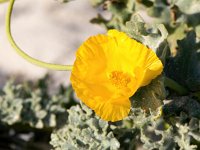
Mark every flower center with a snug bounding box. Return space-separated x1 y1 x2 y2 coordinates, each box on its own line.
109 71 131 89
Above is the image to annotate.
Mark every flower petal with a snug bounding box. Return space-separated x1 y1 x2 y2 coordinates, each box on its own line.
94 98 131 122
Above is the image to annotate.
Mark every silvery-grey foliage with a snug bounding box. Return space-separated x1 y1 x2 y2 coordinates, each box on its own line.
50 104 120 150
0 78 73 128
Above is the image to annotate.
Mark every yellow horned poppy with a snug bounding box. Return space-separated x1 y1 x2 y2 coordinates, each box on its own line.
70 29 163 122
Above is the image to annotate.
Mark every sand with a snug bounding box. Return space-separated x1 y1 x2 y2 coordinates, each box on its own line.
0 0 105 87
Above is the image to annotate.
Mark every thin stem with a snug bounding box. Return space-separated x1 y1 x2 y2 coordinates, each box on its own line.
6 0 73 71
0 0 9 3
164 76 188 95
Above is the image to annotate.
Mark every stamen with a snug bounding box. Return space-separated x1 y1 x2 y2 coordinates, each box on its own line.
109 71 131 88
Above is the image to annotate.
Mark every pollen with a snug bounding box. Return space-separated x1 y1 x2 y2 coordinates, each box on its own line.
109 71 131 88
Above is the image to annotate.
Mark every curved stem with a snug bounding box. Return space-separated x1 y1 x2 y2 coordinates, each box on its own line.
164 77 188 95
0 0 9 3
6 0 73 71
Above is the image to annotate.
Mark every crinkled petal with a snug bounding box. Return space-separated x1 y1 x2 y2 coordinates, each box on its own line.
94 98 131 122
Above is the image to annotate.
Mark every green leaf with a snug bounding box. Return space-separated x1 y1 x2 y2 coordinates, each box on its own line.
165 31 200 92
0 77 75 128
131 76 166 111
167 24 188 54
50 104 120 150
174 0 200 14
163 96 200 119
125 14 168 51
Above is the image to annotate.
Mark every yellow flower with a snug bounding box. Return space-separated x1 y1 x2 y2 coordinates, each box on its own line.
70 29 163 122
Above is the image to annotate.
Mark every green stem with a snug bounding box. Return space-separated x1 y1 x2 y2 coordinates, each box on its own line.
191 91 200 101
6 0 73 71
164 77 188 95
0 0 9 3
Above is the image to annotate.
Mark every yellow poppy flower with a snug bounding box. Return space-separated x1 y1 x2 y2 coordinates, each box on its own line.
70 29 163 122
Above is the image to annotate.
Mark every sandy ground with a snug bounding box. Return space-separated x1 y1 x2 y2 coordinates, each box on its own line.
0 0 105 87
